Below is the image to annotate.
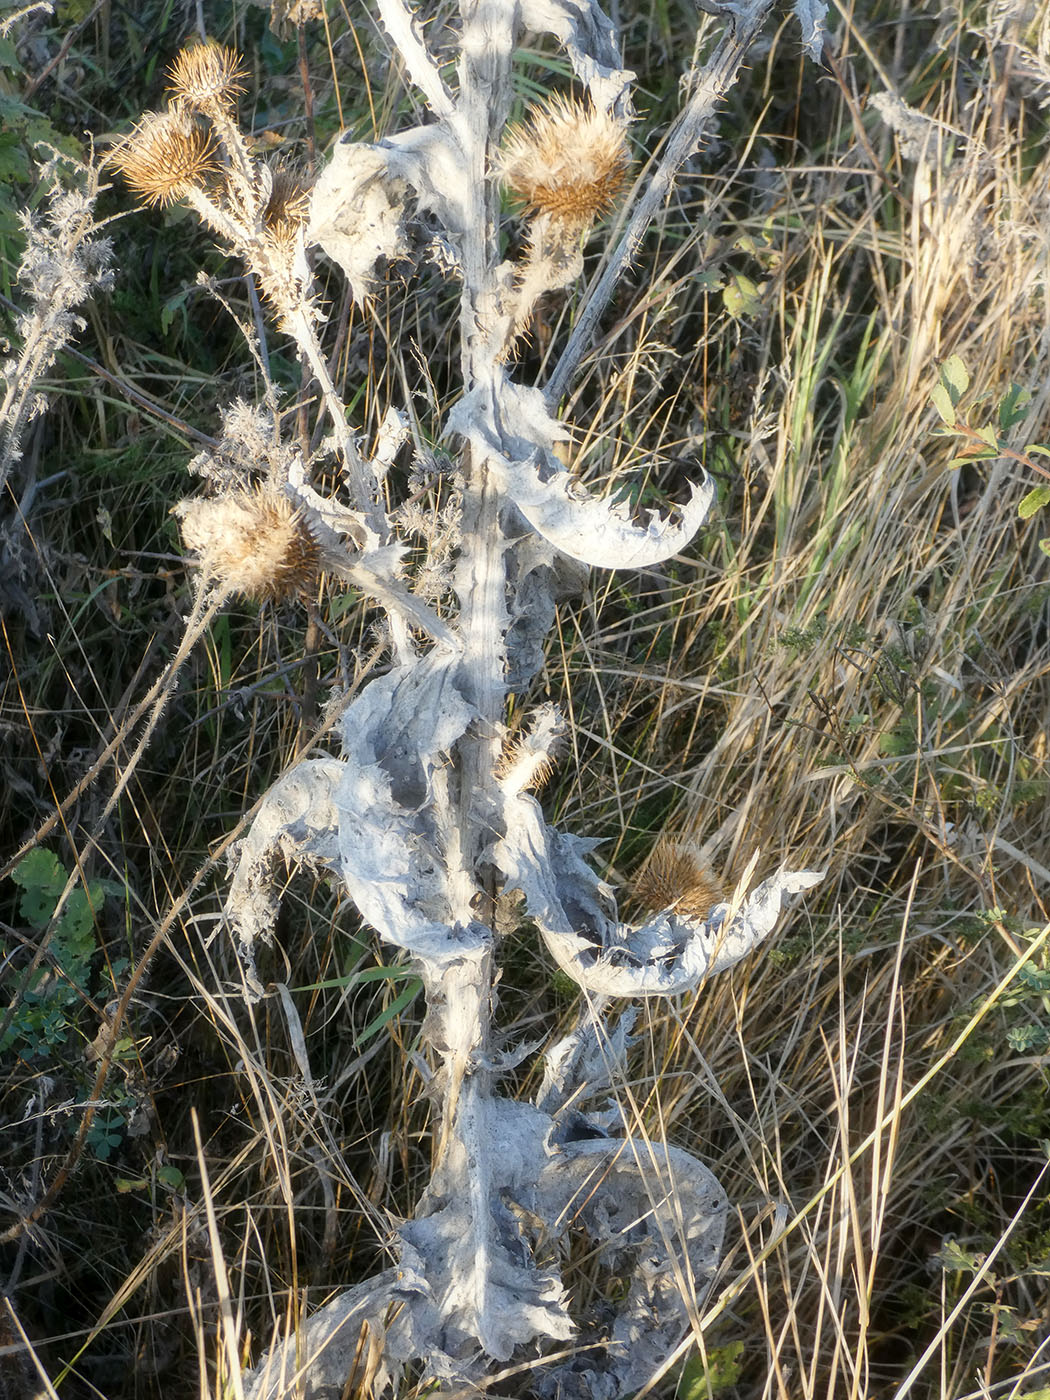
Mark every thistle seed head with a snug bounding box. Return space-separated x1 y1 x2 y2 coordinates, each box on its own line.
112 110 217 209
168 42 248 115
630 841 723 923
500 94 631 226
175 488 321 602
264 166 312 230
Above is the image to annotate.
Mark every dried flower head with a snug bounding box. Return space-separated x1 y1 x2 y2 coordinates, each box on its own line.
168 42 248 115
500 94 631 225
630 841 723 923
112 110 217 209
175 488 320 602
265 166 312 230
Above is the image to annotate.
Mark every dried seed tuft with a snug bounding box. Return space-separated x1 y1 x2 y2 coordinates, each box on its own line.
264 166 312 230
500 94 631 226
175 488 321 602
630 841 723 923
497 736 557 793
496 705 566 796
168 42 248 115
112 110 218 209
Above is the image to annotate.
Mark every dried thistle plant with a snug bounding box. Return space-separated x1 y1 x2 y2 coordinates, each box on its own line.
108 4 829 1398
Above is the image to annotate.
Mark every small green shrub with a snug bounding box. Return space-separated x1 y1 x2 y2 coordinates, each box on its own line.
3 848 118 1059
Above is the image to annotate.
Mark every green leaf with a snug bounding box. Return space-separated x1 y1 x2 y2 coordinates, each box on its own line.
1006 1023 1048 1053
1026 443 1050 457
12 848 63 892
1018 962 1050 991
878 729 913 757
1018 486 1050 520
294 963 419 993
722 273 764 320
354 977 423 1047
937 1237 983 1272
160 285 194 337
1040 538 1050 557
0 133 31 186
156 1164 186 1190
115 1177 149 1193
12 850 64 929
940 355 969 402
694 268 724 292
951 443 998 462
678 1342 745 1398
930 382 956 426
998 382 1030 431
55 888 91 943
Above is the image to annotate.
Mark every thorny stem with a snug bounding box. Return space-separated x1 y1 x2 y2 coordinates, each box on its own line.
180 185 384 530
429 0 515 1167
545 0 776 407
375 0 456 121
205 102 265 216
0 181 112 492
184 182 253 251
283 303 382 522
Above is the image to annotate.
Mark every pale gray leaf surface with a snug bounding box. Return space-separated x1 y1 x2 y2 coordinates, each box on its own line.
308 140 412 304
333 649 478 963
499 791 823 996
380 124 470 236
531 1138 728 1399
308 123 469 303
448 379 714 568
499 454 714 569
504 533 561 687
343 556 457 644
245 1101 726 1400
519 0 634 111
225 756 344 955
536 1006 636 1116
404 1093 575 1362
243 1255 440 1400
539 868 825 997
793 0 827 60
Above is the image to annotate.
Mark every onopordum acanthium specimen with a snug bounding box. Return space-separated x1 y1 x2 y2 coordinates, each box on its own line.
117 2 827 1395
